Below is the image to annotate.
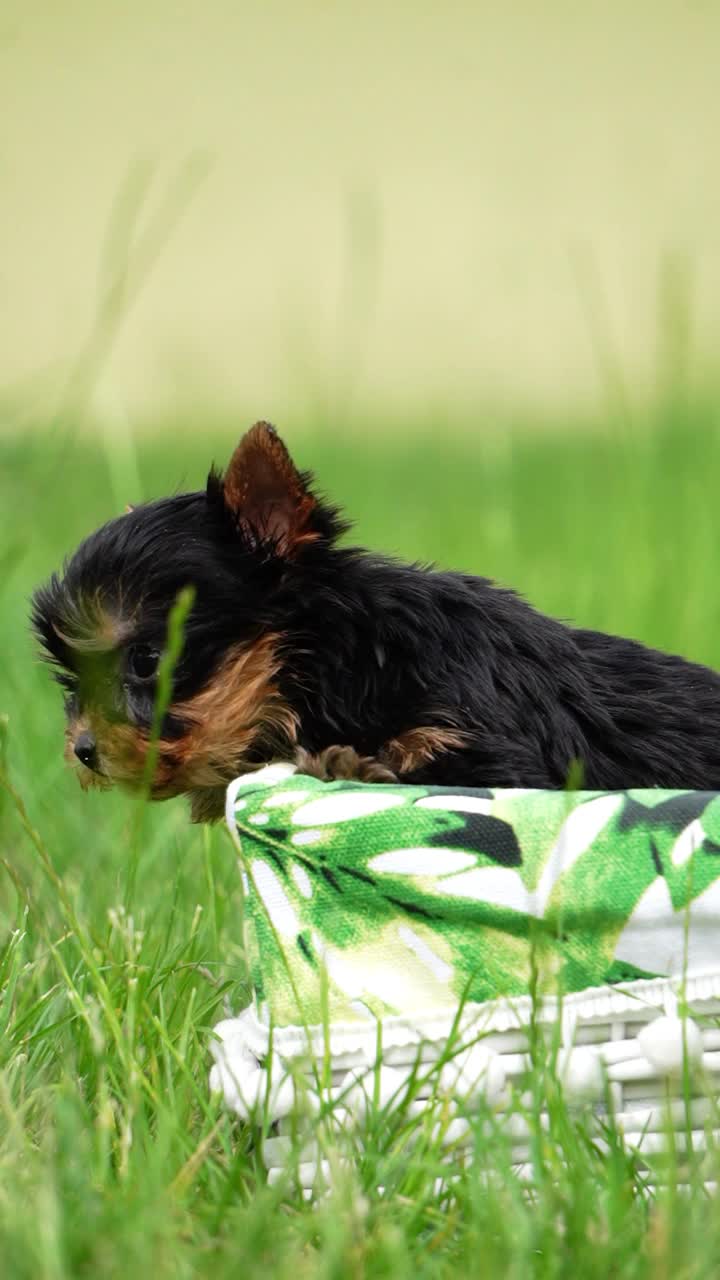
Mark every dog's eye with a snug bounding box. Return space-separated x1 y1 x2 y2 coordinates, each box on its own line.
127 644 160 682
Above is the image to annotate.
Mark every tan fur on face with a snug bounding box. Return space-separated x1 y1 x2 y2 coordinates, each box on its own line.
65 633 297 801
166 633 298 793
54 593 132 655
380 726 466 774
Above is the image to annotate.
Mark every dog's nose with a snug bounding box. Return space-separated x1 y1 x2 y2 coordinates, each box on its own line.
74 731 99 771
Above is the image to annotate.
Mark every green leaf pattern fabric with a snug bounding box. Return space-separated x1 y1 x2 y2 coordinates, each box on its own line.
226 769 720 1028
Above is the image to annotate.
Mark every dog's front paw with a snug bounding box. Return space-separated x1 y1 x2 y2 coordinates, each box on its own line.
294 745 398 783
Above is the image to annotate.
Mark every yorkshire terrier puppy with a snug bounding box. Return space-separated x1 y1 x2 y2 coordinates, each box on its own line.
32 422 720 821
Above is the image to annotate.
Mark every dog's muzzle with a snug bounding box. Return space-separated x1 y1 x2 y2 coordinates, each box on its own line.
73 730 101 773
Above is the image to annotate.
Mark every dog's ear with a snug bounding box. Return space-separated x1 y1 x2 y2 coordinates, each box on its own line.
208 422 340 557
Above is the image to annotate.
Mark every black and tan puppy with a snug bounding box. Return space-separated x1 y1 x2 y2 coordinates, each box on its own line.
32 422 720 820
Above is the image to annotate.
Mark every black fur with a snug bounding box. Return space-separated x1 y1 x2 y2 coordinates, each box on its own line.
32 436 720 795
273 551 720 789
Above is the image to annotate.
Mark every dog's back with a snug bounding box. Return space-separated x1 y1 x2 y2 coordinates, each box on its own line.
284 551 720 791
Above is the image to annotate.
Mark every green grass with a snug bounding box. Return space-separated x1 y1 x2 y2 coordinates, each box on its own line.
3 407 720 1277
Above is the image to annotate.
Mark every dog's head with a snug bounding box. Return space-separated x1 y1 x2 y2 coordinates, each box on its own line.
31 423 347 819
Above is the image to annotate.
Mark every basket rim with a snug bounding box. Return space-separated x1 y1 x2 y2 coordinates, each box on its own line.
218 969 720 1062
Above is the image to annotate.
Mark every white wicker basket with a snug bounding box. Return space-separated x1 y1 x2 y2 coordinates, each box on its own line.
210 976 720 1193
210 769 720 1193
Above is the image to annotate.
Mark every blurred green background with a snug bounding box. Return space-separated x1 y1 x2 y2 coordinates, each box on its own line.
1 0 719 430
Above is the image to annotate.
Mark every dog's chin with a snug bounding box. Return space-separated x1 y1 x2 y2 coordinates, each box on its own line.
72 761 182 801
72 755 242 822
187 786 231 824
75 764 113 792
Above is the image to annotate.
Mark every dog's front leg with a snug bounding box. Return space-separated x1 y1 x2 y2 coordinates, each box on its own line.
293 745 398 783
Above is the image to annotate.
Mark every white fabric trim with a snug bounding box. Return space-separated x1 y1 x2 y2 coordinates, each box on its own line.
223 969 720 1063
